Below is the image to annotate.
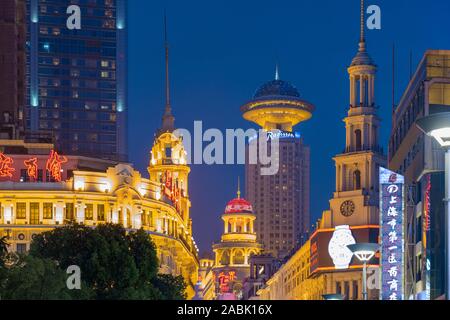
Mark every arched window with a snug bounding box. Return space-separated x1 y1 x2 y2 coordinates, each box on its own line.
233 250 245 265
355 129 362 151
220 250 230 265
353 170 361 190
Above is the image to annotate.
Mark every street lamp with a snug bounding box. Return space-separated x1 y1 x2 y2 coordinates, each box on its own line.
322 294 345 300
416 112 450 300
347 243 379 300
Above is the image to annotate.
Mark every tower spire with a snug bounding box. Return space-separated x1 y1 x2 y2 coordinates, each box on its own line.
358 0 366 52
161 11 175 133
275 64 279 80
237 176 241 199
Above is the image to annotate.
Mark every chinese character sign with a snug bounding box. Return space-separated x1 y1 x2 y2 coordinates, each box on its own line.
379 167 404 300
0 153 15 178
46 150 68 182
24 158 38 180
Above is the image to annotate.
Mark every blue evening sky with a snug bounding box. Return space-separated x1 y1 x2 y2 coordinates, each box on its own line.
127 0 450 254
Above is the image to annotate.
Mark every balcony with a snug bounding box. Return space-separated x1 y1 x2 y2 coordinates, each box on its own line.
342 145 383 155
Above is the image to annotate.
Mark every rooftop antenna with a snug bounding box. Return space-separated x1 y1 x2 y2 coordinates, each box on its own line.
360 0 365 43
237 176 241 199
358 0 366 52
161 10 174 132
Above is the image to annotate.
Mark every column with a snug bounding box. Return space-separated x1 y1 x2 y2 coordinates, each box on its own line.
336 164 340 192
350 75 355 107
224 219 228 233
360 76 365 107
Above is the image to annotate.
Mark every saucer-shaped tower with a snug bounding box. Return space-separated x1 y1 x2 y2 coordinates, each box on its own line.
240 68 315 132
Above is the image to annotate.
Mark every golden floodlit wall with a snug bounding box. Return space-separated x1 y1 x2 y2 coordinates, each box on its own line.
0 162 199 299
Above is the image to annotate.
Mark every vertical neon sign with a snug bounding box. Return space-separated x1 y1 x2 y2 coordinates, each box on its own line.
380 167 405 300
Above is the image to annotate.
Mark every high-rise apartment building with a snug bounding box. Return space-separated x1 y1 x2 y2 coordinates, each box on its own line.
25 0 127 160
241 71 314 258
0 0 26 139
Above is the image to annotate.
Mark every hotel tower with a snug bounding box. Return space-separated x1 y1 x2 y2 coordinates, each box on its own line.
241 68 315 258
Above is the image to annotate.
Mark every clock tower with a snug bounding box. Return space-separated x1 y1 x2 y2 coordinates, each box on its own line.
320 0 386 229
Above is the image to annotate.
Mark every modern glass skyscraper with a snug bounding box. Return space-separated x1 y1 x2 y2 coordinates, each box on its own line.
25 0 127 161
0 0 26 140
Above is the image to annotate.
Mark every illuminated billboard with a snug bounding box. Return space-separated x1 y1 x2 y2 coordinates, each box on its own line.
310 225 379 274
379 167 405 300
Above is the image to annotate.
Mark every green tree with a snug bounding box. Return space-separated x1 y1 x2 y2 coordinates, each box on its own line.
0 255 92 300
0 236 9 266
153 274 187 300
29 223 183 300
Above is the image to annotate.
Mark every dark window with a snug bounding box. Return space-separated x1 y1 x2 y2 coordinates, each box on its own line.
20 169 29 182
16 243 27 254
355 129 362 150
97 204 105 221
65 203 74 221
344 281 350 300
336 282 342 295
354 170 361 190
353 281 359 300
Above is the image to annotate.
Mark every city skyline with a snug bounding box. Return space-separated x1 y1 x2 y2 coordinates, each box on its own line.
128 0 450 253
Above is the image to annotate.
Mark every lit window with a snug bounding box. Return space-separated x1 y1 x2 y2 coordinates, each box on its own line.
85 204 94 220
101 60 109 67
101 71 109 78
16 203 26 219
43 203 53 219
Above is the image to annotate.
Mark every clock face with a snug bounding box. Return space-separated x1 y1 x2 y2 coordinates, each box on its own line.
340 200 355 217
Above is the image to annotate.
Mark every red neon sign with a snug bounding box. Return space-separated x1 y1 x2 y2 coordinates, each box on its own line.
46 150 67 182
0 153 15 178
24 158 38 180
162 171 183 211
218 271 237 293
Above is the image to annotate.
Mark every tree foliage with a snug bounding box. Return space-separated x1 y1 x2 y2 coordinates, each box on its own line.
0 255 92 300
25 223 185 300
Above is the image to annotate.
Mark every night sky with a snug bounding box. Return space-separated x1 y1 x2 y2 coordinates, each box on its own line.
127 0 450 254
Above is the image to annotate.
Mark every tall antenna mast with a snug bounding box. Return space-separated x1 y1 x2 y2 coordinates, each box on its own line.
360 0 365 43
164 11 170 110
237 176 241 199
160 10 175 132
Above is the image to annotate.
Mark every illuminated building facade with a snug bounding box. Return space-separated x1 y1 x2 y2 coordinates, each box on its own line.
0 24 201 297
196 258 215 300
389 50 450 300
254 1 386 300
211 187 263 300
25 0 127 161
256 240 324 300
0 0 26 139
0 139 199 299
242 69 314 259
